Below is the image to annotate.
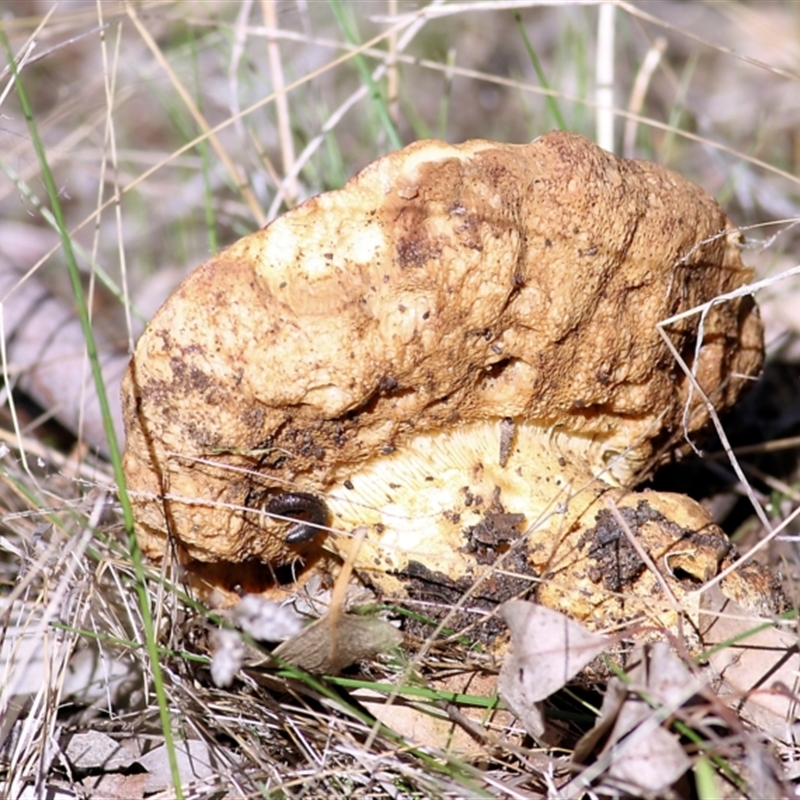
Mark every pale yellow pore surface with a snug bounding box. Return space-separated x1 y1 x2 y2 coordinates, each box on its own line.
325 422 600 580
122 132 762 595
324 420 747 641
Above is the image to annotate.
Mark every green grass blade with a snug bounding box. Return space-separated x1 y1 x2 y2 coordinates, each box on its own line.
515 11 567 131
328 0 402 150
1 31 185 800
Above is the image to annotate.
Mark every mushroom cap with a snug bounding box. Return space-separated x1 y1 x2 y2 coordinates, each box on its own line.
122 131 762 581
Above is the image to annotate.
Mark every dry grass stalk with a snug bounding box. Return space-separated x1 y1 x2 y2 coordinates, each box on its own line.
1 2 799 797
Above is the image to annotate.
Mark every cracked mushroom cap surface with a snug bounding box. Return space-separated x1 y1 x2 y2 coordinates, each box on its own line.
122 131 764 609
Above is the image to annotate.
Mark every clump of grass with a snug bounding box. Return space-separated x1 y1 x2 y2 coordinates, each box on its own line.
1 2 799 797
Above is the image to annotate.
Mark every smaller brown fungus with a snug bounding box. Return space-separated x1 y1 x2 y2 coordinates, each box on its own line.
122 131 778 635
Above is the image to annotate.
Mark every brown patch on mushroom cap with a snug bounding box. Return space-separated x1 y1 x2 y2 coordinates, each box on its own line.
122 132 763 606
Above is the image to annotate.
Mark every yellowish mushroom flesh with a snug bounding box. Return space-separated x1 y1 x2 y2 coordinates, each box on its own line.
122 131 774 628
323 420 761 642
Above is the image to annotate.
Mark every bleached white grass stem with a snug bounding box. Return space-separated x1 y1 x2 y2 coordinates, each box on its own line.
21 21 796 276
263 0 299 208
125 2 268 227
0 525 93 731
376 0 604 24
595 2 616 152
623 36 667 157
0 39 38 110
266 2 438 221
387 0 400 124
0 305 37 485
229 0 253 150
97 4 134 353
87 17 414 231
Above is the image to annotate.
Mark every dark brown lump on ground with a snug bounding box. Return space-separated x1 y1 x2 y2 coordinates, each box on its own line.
398 540 538 645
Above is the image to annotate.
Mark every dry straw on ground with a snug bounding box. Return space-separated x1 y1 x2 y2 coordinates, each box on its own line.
1 2 800 798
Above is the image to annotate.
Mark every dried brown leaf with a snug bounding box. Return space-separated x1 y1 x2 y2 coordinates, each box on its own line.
355 671 518 757
64 731 138 771
498 600 609 740
272 613 403 674
138 739 223 794
606 720 691 793
572 643 697 795
699 583 800 741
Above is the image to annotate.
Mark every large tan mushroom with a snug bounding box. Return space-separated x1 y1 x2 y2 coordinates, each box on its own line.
122 131 775 632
